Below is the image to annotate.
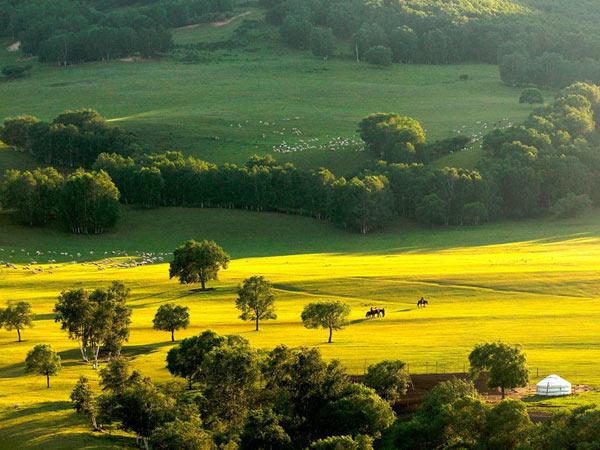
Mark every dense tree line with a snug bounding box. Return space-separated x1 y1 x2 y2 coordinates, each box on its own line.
0 0 233 65
267 0 600 86
478 82 600 219
0 109 134 167
1 167 121 234
500 51 600 88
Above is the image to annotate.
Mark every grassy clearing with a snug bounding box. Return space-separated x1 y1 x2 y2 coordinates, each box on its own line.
1 209 600 446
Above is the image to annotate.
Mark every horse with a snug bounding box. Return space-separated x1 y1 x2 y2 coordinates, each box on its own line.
417 298 429 308
366 307 385 318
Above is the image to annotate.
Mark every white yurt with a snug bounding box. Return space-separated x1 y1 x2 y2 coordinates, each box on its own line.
536 374 572 397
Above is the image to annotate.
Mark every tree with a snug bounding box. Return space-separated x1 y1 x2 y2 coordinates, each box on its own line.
462 202 489 225
483 399 532 449
71 375 98 430
239 408 291 450
520 88 544 104
415 193 448 225
363 46 392 66
99 357 131 393
236 276 277 331
153 304 190 341
59 169 121 234
301 301 351 343
166 330 225 388
150 417 215 450
102 376 176 450
358 113 426 162
0 115 39 149
363 360 409 405
395 378 484 450
55 282 131 368
25 344 61 388
0 301 34 342
200 335 260 427
262 345 349 445
169 240 230 290
323 383 395 438
54 288 92 362
469 342 529 399
551 193 592 218
310 26 335 59
1 168 64 226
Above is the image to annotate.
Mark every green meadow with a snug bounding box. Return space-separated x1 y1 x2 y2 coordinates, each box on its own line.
0 15 533 175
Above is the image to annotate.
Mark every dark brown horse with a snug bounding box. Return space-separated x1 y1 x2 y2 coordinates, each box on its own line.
366 307 385 318
417 298 429 308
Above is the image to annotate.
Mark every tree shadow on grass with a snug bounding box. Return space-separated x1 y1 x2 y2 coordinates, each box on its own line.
32 313 55 321
121 340 175 358
0 401 133 449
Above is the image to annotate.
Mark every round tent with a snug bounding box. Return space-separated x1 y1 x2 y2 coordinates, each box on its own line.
536 374 572 396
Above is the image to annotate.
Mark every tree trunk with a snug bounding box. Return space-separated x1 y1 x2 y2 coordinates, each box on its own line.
46 373 50 388
171 329 175 342
17 328 21 342
79 342 89 362
91 414 98 431
93 346 100 369
201 279 206 290
328 326 333 343
255 316 259 331
142 437 149 450
501 386 505 399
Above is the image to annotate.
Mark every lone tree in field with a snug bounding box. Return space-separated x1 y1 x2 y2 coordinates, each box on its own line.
54 282 132 368
153 304 190 342
236 276 277 331
358 112 426 163
71 375 98 430
468 342 529 399
25 344 61 388
0 301 34 342
169 240 230 291
301 301 351 343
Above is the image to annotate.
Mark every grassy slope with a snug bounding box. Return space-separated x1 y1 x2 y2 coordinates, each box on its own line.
2 208 600 447
0 24 532 175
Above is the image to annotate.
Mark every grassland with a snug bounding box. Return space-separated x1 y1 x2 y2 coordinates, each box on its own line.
0 13 533 175
1 207 600 447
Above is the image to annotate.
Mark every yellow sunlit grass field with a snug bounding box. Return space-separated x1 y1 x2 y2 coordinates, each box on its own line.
0 210 600 448
1 209 600 447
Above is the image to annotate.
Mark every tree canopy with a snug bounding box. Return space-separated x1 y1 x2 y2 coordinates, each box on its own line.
236 275 277 331
0 301 34 342
25 344 61 388
301 301 351 343
169 240 230 290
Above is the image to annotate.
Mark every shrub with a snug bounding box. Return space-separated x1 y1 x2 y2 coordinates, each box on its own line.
363 46 392 66
2 64 32 80
519 88 544 104
551 193 592 218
